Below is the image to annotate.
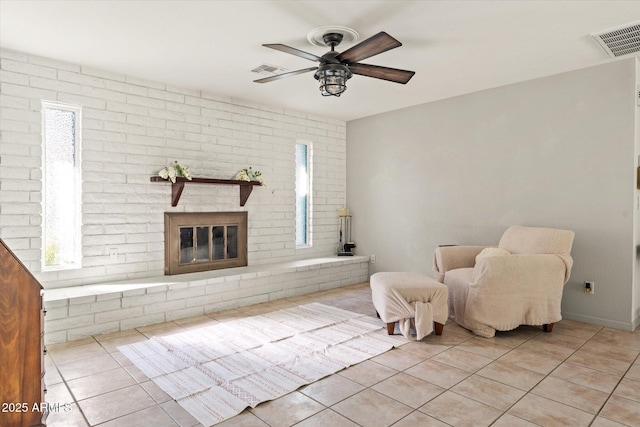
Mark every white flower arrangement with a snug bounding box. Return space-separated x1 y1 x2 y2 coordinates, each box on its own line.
235 167 266 186
159 160 192 183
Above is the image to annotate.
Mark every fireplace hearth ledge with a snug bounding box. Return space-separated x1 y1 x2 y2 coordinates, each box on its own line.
42 256 370 344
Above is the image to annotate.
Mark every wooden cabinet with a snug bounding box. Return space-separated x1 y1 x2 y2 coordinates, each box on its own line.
0 238 47 427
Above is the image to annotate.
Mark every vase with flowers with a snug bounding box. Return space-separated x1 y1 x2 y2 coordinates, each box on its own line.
158 160 192 183
235 167 266 186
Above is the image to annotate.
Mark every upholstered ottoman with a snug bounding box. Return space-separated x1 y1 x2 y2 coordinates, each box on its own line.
370 272 448 340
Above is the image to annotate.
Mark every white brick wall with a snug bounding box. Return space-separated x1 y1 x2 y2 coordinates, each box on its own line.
0 49 347 289
43 256 370 344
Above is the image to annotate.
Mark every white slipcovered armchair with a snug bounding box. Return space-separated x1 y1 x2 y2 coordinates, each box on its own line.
433 226 574 338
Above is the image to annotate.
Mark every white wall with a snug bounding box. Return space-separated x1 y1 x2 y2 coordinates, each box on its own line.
347 58 638 330
0 49 346 289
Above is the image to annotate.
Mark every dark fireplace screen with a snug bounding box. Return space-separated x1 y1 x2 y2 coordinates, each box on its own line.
165 212 247 275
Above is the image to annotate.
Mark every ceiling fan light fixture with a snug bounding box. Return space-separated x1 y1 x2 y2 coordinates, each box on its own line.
314 63 352 97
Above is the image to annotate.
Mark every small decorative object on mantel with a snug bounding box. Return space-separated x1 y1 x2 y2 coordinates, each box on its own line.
338 206 356 256
158 160 192 183
235 167 266 186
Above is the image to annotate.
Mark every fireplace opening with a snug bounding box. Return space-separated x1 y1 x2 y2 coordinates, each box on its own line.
165 212 247 275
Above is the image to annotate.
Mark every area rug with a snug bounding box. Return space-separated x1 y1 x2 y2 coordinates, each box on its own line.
119 302 407 426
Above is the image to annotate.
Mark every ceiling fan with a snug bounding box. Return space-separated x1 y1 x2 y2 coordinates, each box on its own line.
254 31 415 97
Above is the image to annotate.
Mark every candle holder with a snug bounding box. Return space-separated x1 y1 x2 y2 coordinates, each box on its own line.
337 208 356 256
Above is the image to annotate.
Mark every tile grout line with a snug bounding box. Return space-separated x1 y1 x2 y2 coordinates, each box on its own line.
48 337 98 427
482 327 601 426
587 349 640 427
416 329 543 426
401 324 632 426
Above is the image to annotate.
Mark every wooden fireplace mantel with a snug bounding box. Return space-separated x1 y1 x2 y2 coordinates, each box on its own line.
150 176 262 207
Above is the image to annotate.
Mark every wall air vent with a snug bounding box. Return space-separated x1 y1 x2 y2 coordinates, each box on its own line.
251 64 288 76
592 22 640 58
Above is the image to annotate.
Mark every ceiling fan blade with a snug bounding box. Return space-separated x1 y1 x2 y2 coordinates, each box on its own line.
263 44 322 62
336 32 402 64
253 67 318 83
348 63 415 84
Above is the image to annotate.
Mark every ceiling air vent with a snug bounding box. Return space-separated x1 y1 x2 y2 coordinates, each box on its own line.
251 64 288 76
592 22 640 58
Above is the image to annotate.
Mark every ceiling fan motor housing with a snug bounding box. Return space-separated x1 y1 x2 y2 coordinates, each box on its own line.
314 62 352 80
322 33 344 48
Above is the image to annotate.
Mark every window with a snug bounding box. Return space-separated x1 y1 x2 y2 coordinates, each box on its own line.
42 101 82 270
295 142 311 246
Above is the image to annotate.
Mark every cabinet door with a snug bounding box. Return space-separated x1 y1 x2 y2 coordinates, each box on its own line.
0 238 45 426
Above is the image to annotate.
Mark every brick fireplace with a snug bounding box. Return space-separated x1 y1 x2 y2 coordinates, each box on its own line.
164 212 248 275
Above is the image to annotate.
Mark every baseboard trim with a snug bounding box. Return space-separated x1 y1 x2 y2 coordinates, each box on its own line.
561 311 635 331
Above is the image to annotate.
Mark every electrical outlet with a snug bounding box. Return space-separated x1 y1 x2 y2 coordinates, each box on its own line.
585 281 595 294
370 254 376 264
109 247 118 262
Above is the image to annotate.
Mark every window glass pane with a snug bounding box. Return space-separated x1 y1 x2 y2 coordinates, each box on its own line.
44 105 80 268
196 226 209 262
179 227 194 264
227 226 238 259
295 143 309 246
212 226 224 260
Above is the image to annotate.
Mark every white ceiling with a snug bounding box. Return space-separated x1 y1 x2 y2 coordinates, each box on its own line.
1 1 638 122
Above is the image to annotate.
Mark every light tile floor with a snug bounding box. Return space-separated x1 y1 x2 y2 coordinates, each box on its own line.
44 282 640 427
